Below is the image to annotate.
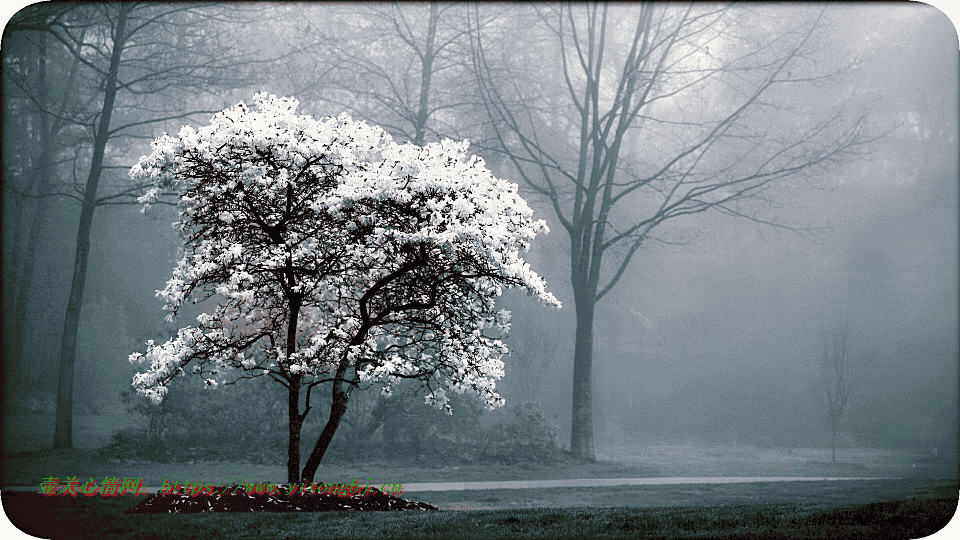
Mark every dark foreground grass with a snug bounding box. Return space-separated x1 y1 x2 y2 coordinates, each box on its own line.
403 478 960 511
3 489 956 540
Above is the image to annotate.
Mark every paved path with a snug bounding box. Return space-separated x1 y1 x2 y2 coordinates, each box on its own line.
1 476 892 494
401 476 892 492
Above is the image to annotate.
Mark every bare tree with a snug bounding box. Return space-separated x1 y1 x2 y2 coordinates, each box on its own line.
4 2 279 449
294 2 506 147
819 320 867 463
2 8 90 394
468 3 880 459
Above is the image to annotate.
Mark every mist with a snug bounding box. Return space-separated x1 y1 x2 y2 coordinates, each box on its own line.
2 2 957 496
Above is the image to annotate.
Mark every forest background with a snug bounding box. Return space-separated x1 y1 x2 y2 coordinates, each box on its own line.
1 2 957 468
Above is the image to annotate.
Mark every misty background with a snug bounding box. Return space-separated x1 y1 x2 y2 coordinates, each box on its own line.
2 3 957 471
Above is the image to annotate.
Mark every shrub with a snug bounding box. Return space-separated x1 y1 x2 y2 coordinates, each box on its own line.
321 378 487 465
103 375 288 463
480 401 561 464
104 367 494 467
5 391 56 415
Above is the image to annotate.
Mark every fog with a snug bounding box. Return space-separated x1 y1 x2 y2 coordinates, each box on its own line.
2 2 957 483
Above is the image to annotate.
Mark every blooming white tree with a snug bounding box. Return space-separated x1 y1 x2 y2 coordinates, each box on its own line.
129 93 560 483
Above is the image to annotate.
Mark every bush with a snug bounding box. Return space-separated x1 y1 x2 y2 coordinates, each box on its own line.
5 390 56 415
103 370 498 467
479 401 561 464
102 375 288 463
264 379 489 466
321 378 488 465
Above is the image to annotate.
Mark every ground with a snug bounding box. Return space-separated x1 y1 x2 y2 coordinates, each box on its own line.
2 430 956 539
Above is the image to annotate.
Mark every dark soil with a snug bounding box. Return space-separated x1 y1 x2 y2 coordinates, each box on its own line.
124 482 439 513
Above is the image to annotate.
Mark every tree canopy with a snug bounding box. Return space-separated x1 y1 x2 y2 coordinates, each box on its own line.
468 3 880 459
128 93 559 482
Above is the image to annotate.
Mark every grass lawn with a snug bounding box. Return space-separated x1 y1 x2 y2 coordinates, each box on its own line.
3 445 957 538
3 444 954 488
2 450 673 489
3 486 956 539
404 478 959 512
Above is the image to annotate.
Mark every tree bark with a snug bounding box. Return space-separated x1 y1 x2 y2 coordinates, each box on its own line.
570 274 597 461
299 291 388 482
287 377 304 483
11 31 56 391
52 4 130 449
412 2 438 146
300 370 355 484
284 288 305 483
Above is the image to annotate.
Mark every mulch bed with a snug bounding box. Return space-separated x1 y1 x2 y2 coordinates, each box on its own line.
124 482 439 513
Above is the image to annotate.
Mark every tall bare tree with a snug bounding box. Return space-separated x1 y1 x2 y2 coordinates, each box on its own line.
5 2 278 449
4 4 109 417
468 3 879 459
294 2 501 147
819 320 867 463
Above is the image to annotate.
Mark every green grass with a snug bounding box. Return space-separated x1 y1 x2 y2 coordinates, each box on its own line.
404 478 959 511
4 446 957 538
2 447 667 487
3 451 958 540
3 489 955 539
3 445 952 489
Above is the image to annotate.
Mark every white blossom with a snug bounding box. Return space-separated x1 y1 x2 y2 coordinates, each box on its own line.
128 93 559 414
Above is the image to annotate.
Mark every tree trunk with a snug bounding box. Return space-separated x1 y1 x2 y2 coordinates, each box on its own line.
287 377 304 484
300 317 375 483
298 258 420 480
412 2 438 146
285 291 304 484
831 425 837 463
300 376 353 483
570 275 597 461
52 4 129 450
11 31 56 392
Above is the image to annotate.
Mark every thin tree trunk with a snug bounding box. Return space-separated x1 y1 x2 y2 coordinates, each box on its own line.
14 23 84 373
412 2 438 146
2 180 28 308
2 91 35 398
11 32 56 392
300 319 377 483
299 260 422 481
831 425 837 463
2 36 42 396
300 374 354 484
52 4 129 449
359 395 388 440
